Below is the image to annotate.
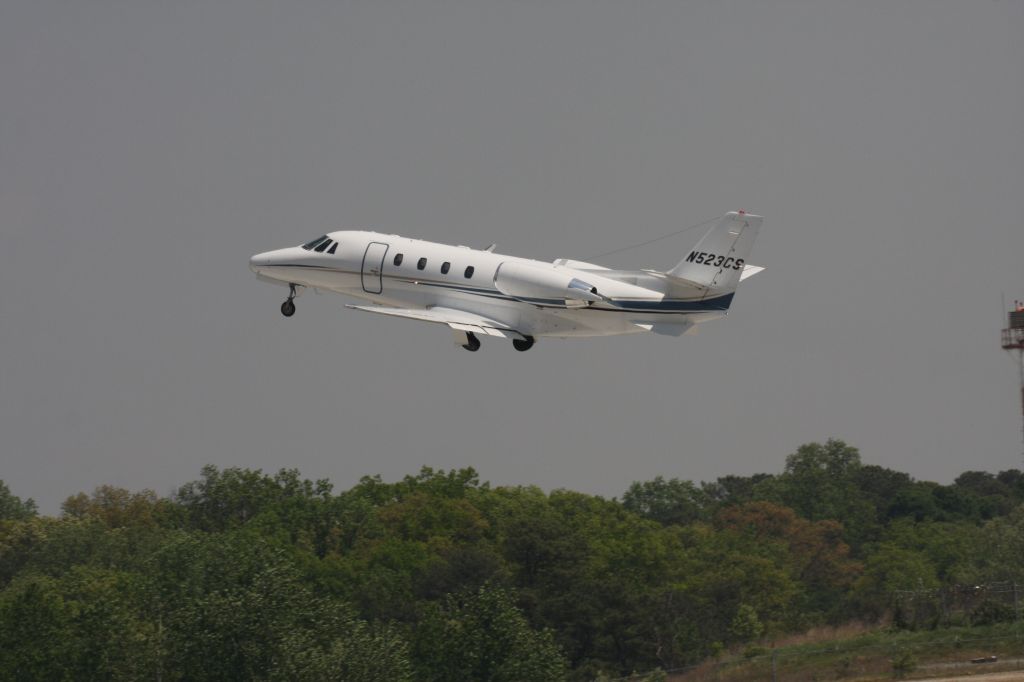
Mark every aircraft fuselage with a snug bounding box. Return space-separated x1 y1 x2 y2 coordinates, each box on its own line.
250 231 729 339
250 211 762 350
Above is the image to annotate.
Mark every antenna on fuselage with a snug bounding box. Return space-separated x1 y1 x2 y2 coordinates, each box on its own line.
583 216 721 262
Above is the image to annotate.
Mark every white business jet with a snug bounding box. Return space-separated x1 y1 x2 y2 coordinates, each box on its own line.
250 211 763 352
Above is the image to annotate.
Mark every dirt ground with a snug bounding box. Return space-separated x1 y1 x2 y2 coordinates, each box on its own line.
921 671 1024 681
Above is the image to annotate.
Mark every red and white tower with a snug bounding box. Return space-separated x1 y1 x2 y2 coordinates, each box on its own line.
1002 301 1024 465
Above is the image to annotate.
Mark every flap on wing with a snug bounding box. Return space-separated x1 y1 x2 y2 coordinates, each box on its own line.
346 305 523 339
633 320 696 337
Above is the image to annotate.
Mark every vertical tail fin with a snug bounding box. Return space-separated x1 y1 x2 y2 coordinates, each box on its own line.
667 211 762 292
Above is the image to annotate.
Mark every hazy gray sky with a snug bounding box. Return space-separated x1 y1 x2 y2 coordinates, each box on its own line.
2 1 1022 513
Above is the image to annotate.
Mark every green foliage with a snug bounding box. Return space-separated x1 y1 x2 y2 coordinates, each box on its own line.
977 504 1024 582
729 603 765 641
851 545 940 620
714 501 861 624
755 439 877 544
174 465 332 533
0 480 37 521
701 473 774 506
0 568 155 680
622 476 712 525
412 583 566 681
834 653 854 677
62 486 169 528
890 648 917 678
2 449 1023 679
969 598 1015 626
878 519 983 584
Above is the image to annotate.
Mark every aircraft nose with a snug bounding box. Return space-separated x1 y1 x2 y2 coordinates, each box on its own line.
249 251 272 273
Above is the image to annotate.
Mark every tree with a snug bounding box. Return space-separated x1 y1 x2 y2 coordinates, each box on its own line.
953 471 1017 518
850 545 940 620
700 473 774 507
976 503 1024 583
61 486 166 528
145 530 411 680
675 526 799 648
622 476 712 526
0 480 37 521
880 518 984 585
852 465 913 524
0 567 155 681
174 465 331 533
756 440 876 544
728 603 765 641
412 584 566 682
995 470 1024 501
0 575 74 679
716 501 862 622
771 440 863 521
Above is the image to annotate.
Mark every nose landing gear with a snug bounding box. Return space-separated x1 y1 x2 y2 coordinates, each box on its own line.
462 332 481 352
280 284 298 317
512 336 535 352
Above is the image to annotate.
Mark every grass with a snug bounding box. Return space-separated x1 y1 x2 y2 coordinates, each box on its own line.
670 622 1024 681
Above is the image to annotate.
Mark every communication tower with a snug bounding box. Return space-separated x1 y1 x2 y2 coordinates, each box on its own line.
1002 301 1024 464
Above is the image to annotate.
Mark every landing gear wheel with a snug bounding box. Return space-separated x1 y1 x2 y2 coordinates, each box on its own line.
281 284 298 317
462 332 481 352
512 336 535 352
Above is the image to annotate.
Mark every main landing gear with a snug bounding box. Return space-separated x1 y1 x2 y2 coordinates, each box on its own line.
280 284 298 317
458 333 534 352
462 332 481 352
512 336 535 352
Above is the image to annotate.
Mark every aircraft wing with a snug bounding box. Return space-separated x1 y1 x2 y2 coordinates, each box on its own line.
346 305 525 339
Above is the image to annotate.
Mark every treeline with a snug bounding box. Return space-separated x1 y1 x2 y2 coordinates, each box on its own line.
1 440 1023 680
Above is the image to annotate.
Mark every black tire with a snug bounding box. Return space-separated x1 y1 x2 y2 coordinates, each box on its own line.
462 333 481 352
281 299 296 317
512 336 534 352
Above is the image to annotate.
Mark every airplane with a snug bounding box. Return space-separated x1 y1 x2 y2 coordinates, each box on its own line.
249 210 763 352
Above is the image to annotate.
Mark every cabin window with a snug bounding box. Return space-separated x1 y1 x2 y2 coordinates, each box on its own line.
417 257 427 270
441 261 451 274
302 235 329 251
464 266 475 279
327 242 338 255
393 253 404 266
314 239 332 253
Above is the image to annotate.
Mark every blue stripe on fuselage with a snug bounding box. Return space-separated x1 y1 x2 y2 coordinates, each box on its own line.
606 293 734 312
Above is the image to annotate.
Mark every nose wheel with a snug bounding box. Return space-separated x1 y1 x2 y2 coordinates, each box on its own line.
280 284 298 317
462 332 481 352
512 336 535 352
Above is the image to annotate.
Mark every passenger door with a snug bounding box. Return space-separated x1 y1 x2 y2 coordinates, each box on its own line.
361 242 389 294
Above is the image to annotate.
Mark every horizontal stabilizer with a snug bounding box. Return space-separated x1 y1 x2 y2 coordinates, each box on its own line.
739 264 764 281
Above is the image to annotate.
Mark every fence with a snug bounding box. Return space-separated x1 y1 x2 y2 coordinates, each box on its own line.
892 582 1022 630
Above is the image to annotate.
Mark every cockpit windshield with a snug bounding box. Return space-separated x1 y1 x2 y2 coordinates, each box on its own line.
300 235 341 254
302 236 329 250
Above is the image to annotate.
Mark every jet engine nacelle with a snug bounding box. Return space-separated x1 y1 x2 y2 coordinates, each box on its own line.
493 261 604 306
